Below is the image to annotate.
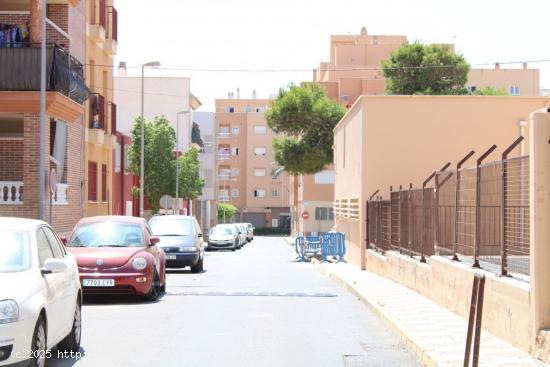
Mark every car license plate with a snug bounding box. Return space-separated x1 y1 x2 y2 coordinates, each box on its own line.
166 255 177 260
82 279 115 287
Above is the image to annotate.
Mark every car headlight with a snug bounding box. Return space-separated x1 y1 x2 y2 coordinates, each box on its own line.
178 247 197 252
0 300 18 324
132 257 148 271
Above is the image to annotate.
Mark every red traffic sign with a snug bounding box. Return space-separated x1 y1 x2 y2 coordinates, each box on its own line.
302 211 309 220
49 168 57 195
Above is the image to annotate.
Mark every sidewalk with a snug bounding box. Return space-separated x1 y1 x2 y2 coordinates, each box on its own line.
312 260 545 367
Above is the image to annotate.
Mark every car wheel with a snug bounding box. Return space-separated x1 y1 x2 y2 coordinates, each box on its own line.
29 317 47 367
58 300 81 353
191 257 203 273
143 270 161 301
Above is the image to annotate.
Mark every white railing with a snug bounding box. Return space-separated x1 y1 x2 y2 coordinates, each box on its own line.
218 132 230 139
333 198 360 219
218 195 230 202
218 153 231 160
52 183 68 205
0 181 23 205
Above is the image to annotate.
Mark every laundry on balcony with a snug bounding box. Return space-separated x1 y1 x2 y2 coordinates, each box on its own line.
0 23 30 48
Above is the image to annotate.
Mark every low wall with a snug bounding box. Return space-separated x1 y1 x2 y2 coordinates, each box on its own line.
366 250 531 352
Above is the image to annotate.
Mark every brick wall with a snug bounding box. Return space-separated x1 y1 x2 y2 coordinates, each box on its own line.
0 140 23 181
0 114 84 236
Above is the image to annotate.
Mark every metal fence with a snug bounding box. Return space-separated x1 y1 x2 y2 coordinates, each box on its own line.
366 138 530 278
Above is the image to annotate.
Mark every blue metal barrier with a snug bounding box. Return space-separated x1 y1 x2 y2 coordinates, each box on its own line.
320 232 346 263
295 236 322 262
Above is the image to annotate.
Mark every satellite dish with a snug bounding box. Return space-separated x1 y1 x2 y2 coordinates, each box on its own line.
159 195 174 209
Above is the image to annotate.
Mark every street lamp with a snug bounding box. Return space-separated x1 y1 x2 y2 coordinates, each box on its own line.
140 61 161 218
175 110 190 215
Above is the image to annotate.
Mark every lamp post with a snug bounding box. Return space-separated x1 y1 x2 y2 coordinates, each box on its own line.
38 0 46 220
140 61 161 218
175 110 190 215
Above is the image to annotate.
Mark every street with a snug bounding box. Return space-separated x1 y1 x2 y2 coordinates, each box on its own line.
47 236 419 367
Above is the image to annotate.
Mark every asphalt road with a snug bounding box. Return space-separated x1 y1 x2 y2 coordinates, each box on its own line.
48 236 420 367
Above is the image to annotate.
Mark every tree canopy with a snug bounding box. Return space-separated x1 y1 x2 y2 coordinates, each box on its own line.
217 202 237 222
265 84 346 175
128 116 204 213
382 42 470 95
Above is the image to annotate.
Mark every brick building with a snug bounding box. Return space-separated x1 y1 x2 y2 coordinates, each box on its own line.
0 0 89 235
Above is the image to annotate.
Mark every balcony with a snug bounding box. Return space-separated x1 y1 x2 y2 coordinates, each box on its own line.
104 6 118 55
0 182 23 205
86 128 104 145
89 0 107 44
218 195 230 202
218 132 230 139
0 45 89 105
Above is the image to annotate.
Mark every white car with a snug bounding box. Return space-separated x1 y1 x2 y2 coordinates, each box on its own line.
235 224 248 247
0 218 82 367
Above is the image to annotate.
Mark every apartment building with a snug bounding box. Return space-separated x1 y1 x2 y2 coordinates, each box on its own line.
0 0 89 234
84 0 118 217
291 26 542 236
215 96 290 228
114 65 201 216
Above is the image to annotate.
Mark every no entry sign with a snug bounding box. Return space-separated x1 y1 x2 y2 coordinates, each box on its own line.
302 211 309 220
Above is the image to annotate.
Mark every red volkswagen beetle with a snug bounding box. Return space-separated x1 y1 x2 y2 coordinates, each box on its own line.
65 216 166 301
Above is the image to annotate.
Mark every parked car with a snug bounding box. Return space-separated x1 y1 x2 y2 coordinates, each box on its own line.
65 216 166 301
0 218 81 367
243 223 254 242
208 225 240 250
235 224 248 247
148 215 205 273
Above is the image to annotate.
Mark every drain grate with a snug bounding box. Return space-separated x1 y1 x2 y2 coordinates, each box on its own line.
166 291 337 298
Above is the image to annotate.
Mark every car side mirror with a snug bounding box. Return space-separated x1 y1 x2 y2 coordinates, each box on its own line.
150 236 160 246
60 236 67 245
41 258 67 275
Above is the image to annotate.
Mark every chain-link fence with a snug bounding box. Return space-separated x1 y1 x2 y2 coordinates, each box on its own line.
366 138 531 279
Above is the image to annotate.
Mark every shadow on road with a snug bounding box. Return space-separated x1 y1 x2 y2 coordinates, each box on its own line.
83 292 166 306
46 347 86 367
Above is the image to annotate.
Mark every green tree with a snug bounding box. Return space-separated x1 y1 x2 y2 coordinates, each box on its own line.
128 116 176 213
470 86 508 96
177 146 205 201
265 84 346 175
383 42 470 95
217 203 237 223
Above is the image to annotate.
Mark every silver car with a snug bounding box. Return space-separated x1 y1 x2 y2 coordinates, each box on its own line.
208 225 240 251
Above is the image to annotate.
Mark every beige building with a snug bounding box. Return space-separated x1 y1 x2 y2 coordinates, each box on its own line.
215 96 290 228
467 64 540 96
84 0 118 217
333 95 550 358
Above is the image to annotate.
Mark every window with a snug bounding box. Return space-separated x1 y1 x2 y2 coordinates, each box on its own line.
88 161 97 202
36 229 54 267
114 142 121 173
231 189 239 198
42 227 65 258
101 164 108 202
256 107 264 113
315 207 334 221
231 168 239 177
123 144 129 172
231 147 239 156
314 170 335 184
225 106 235 113
509 86 520 96
232 127 239 135
245 106 252 113
254 147 266 156
254 125 267 135
254 168 266 177
272 189 278 197
254 189 266 198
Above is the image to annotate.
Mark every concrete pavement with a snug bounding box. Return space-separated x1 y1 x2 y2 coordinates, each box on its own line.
312 253 546 367
47 236 420 367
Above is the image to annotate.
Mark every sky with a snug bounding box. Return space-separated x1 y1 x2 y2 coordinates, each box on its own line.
114 0 550 111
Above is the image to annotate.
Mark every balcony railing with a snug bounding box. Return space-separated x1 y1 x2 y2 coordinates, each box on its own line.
218 153 231 160
218 195 230 202
0 44 89 104
218 132 230 139
0 182 23 205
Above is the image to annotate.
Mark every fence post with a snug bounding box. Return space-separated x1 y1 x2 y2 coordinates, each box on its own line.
421 171 437 263
500 136 524 276
366 200 370 250
408 183 413 257
433 163 451 257
474 145 497 268
399 185 403 253
454 151 476 261
389 186 393 249
368 190 379 251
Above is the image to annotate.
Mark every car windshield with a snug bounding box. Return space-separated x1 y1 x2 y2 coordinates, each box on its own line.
0 230 31 273
149 218 195 236
210 227 233 236
68 222 144 248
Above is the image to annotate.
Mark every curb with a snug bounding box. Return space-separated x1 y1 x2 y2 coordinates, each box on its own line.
311 259 437 367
